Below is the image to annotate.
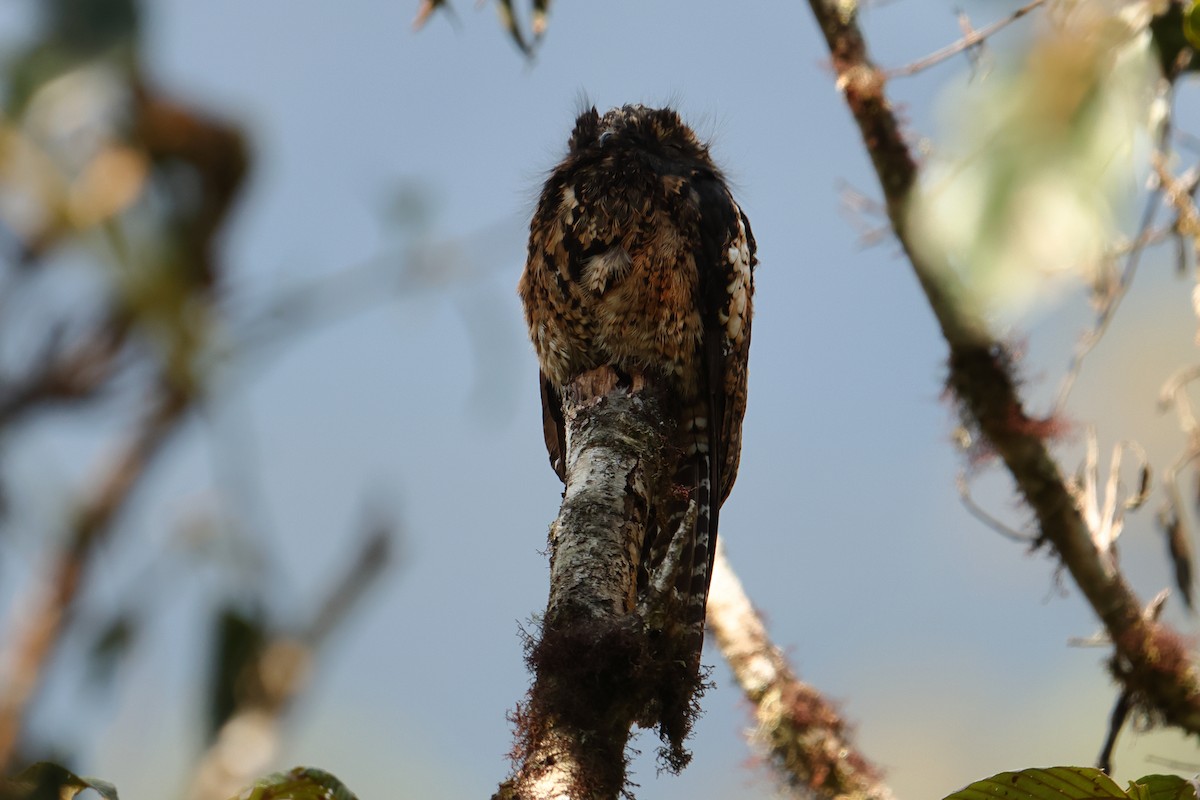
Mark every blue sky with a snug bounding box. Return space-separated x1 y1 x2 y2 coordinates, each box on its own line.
9 2 1200 799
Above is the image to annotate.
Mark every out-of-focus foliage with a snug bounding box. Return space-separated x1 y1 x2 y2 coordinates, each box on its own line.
231 768 358 800
1132 774 1200 800
943 768 1199 800
0 762 118 800
1152 0 1199 72
0 0 394 792
908 0 1163 320
412 0 550 56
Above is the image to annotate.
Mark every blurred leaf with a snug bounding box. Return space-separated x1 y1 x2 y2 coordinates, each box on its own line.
531 0 550 39
0 762 118 800
495 0 531 55
207 605 268 738
85 613 136 687
943 767 1126 800
232 768 357 800
411 0 457 30
909 7 1159 321
43 0 139 49
6 0 139 115
1149 1 1200 76
1129 775 1200 800
67 145 149 228
1185 2 1200 49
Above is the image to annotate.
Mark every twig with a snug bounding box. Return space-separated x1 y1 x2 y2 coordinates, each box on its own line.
806 0 1200 735
706 541 893 800
887 0 1048 78
0 321 127 428
1097 689 1133 775
956 474 1036 543
954 8 990 80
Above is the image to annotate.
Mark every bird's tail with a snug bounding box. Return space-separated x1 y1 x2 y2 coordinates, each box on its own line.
637 445 714 769
642 435 716 661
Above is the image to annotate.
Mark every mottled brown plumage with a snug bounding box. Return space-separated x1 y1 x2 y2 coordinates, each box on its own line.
519 104 756 675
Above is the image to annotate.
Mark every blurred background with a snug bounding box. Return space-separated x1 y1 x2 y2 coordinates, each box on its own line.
1 1 1200 799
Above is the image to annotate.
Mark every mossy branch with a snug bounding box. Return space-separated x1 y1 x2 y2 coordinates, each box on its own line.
805 0 1200 733
500 367 704 800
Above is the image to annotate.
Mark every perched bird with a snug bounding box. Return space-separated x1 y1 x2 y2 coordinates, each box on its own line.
519 104 756 674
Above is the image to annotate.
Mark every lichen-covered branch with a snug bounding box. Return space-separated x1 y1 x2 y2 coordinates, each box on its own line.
804 0 1200 731
707 542 893 800
500 368 678 800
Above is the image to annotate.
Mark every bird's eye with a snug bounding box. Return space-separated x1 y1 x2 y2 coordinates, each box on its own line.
598 130 614 146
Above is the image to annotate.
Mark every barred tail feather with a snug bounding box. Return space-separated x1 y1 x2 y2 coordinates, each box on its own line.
683 451 714 671
643 448 714 674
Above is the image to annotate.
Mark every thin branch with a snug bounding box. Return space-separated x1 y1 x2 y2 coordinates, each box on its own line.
0 383 189 771
887 0 1048 78
1097 689 1133 775
806 0 1200 734
0 320 128 428
956 474 1036 543
707 541 893 800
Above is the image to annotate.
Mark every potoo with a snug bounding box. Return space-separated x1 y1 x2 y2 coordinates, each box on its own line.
518 104 756 680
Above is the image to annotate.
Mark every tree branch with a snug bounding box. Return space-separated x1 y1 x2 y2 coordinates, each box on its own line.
805 0 1200 732
501 367 689 800
0 382 188 771
707 541 893 800
886 0 1048 78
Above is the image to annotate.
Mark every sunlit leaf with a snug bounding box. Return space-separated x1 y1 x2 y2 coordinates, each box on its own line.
1129 774 1199 800
943 767 1126 800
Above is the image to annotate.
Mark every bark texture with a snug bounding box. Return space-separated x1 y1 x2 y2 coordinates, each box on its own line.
502 368 690 800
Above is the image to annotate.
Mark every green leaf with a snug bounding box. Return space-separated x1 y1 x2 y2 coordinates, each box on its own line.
1184 1 1200 51
944 767 1127 800
0 762 119 800
232 768 357 800
1130 775 1200 800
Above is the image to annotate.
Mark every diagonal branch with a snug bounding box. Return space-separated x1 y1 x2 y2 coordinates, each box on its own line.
805 0 1200 732
707 541 893 800
0 382 189 771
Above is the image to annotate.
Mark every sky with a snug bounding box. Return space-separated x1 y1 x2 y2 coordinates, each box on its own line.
8 1 1200 799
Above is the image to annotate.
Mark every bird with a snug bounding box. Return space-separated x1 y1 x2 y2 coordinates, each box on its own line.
518 104 756 686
